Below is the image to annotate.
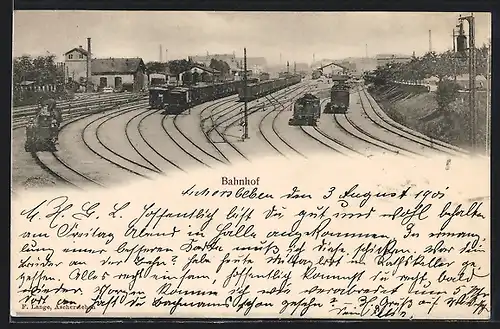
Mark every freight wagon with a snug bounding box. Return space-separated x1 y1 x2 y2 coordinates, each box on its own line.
149 79 259 114
237 75 301 102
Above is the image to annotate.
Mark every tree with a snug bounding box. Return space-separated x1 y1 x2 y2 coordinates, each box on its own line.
13 55 34 84
435 79 460 113
145 61 167 74
209 59 230 78
13 54 61 86
167 59 194 77
368 46 489 87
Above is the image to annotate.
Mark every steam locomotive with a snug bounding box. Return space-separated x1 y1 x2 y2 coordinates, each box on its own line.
288 93 321 126
324 76 350 114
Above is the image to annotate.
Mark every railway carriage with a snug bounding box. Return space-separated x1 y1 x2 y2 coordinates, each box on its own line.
288 93 321 126
237 75 301 102
148 76 268 115
149 85 171 109
163 87 191 114
149 80 243 114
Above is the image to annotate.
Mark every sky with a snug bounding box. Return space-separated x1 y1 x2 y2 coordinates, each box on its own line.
13 11 491 65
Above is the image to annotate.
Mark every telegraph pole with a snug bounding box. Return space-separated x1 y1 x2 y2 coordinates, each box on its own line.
243 47 249 140
452 28 457 82
486 38 491 155
458 13 476 153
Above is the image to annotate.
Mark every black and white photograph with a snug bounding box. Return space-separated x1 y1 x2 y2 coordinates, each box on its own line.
11 11 491 191
10 11 492 320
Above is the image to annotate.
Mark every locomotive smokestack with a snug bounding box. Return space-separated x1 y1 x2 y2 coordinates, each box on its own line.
87 37 92 92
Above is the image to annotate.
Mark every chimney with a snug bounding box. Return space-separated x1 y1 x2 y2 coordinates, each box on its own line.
429 30 432 53
86 37 92 92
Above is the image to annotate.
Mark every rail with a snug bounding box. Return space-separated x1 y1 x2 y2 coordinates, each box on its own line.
12 93 147 118
12 92 148 118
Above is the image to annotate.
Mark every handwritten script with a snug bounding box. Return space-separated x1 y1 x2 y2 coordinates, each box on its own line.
10 158 490 319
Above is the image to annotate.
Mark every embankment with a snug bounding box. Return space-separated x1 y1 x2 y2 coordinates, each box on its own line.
367 82 489 151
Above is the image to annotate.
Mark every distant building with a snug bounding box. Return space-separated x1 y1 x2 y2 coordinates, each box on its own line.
63 45 147 92
179 64 220 84
64 45 90 84
454 74 487 90
376 54 412 67
91 58 147 92
189 53 239 71
294 63 310 72
324 63 345 75
239 57 268 74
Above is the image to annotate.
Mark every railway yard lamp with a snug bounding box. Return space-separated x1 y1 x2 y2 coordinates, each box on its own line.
456 13 477 153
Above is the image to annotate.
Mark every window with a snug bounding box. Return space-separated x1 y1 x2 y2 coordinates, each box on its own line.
68 54 73 59
79 54 83 59
100 77 107 87
114 77 122 87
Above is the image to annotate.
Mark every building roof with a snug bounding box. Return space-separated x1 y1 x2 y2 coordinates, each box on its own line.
65 46 89 56
187 64 220 74
91 58 145 75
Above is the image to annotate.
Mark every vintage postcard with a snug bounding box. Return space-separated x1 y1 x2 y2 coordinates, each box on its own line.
11 11 491 320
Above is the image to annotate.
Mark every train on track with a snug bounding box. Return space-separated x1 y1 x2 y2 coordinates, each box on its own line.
25 100 61 152
288 93 321 126
149 78 259 114
237 75 301 102
324 75 350 114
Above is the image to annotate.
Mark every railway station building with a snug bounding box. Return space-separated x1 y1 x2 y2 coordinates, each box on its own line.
90 58 148 92
63 45 147 92
178 64 221 84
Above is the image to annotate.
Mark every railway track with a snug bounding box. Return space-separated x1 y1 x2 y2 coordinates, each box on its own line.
257 84 312 158
125 108 168 174
359 87 469 157
81 101 157 179
297 97 364 157
12 98 146 190
13 92 147 118
210 83 309 160
221 84 305 138
333 112 413 157
137 110 186 173
200 98 245 164
319 89 416 157
199 85 307 164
